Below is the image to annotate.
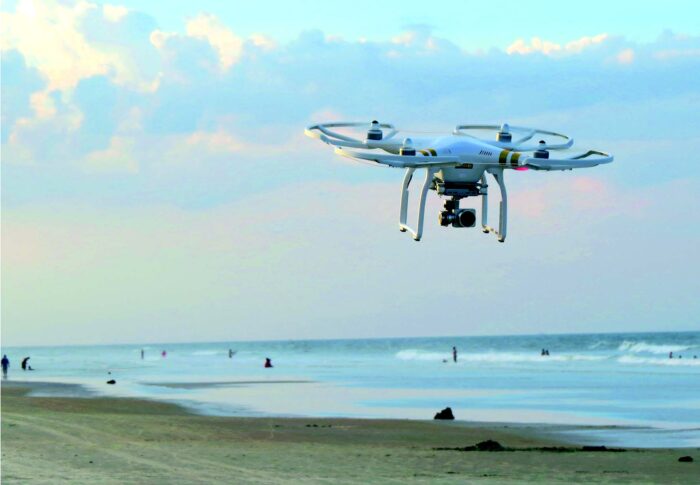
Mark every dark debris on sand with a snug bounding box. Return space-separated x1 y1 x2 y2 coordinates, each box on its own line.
434 440 628 453
433 407 455 420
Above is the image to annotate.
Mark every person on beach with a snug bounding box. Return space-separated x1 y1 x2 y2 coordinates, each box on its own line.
1 355 9 378
21 357 33 371
264 357 273 368
141 349 144 360
229 349 235 358
669 351 673 359
162 350 167 358
452 346 458 363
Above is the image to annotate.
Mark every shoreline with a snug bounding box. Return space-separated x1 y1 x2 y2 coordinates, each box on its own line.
2 381 697 483
0 380 619 436
4 379 698 448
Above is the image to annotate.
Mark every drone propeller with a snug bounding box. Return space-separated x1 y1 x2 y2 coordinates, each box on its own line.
305 121 401 149
454 123 574 151
522 149 613 171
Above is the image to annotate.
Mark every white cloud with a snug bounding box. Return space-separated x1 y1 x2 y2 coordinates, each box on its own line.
653 48 700 60
82 136 138 173
1 0 159 91
185 13 244 70
1 0 108 90
617 48 635 64
102 4 128 22
506 33 608 56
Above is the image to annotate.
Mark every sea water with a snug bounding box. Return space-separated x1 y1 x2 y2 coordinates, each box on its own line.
3 331 699 447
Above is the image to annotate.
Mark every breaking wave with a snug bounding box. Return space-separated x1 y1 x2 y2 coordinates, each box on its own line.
396 349 606 363
396 350 448 361
618 355 700 366
618 341 692 355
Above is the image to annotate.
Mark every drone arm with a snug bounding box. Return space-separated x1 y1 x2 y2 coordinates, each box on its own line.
335 147 462 168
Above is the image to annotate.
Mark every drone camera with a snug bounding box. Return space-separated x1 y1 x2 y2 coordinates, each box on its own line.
455 209 476 227
439 208 476 228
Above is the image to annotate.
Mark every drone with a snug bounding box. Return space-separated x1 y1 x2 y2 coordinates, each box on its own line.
305 121 613 242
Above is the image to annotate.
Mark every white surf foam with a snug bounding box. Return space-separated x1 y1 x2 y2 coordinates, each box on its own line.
618 355 700 366
618 341 691 354
396 349 606 363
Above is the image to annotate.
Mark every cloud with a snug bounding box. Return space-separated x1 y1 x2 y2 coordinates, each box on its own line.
0 0 159 91
616 48 635 64
3 2 699 181
1 3 700 345
506 33 609 56
102 4 128 23
3 175 698 345
185 13 244 70
0 49 45 142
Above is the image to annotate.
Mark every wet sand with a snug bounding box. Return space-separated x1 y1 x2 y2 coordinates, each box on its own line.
143 379 315 389
2 381 696 484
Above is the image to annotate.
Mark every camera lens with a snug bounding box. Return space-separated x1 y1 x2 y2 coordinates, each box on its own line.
439 211 454 226
458 210 476 227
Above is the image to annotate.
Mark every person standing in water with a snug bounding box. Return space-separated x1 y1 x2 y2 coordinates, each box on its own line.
141 349 144 360
1 355 9 378
21 356 33 370
264 358 273 368
452 346 458 363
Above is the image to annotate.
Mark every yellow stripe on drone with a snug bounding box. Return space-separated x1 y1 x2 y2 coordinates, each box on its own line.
510 152 521 167
499 149 511 165
428 148 437 156
419 149 430 156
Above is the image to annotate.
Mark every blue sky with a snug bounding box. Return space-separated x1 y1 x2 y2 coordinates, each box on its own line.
2 0 699 345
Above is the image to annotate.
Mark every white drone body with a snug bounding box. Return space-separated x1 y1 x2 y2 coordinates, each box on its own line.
305 121 613 242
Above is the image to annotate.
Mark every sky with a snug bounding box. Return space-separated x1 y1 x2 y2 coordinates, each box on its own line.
2 0 700 346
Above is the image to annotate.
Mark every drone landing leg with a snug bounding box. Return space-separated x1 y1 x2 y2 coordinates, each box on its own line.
398 167 434 241
481 169 508 243
480 173 489 233
399 168 415 232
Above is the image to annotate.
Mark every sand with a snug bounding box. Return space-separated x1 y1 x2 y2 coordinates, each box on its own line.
1 381 696 484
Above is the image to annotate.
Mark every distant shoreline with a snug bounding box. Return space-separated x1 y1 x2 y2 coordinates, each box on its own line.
4 329 699 350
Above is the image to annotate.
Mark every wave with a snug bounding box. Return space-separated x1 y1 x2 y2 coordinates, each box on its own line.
191 350 221 356
395 349 606 363
618 341 692 355
395 350 448 361
618 355 700 366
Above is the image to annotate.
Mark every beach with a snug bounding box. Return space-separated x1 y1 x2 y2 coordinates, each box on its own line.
2 333 700 448
2 381 696 484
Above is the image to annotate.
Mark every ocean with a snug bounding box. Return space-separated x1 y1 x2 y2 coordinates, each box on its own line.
3 331 699 447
